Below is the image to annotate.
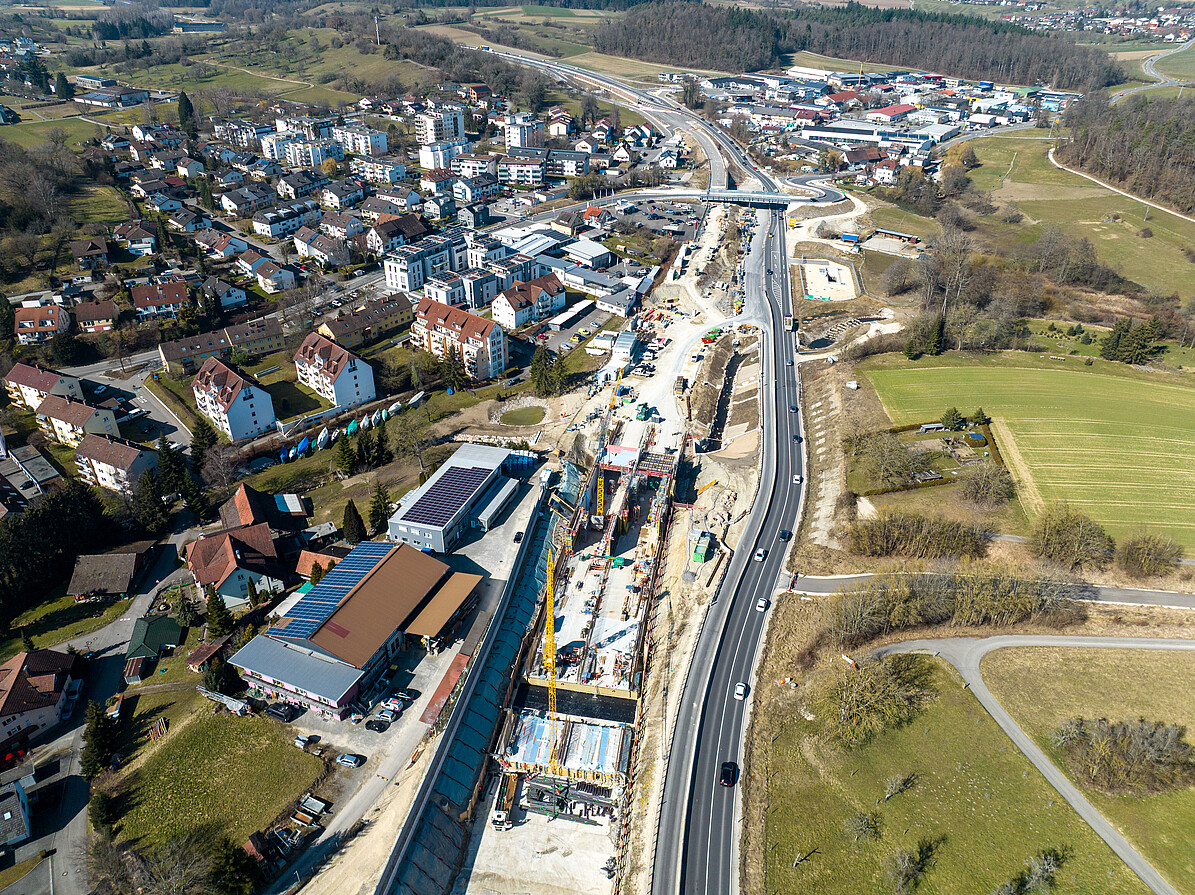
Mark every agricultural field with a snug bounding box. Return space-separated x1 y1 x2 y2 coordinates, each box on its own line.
984 647 1195 893
69 185 130 226
0 116 100 149
962 134 1195 296
1153 42 1195 81
862 353 1195 549
756 656 1149 895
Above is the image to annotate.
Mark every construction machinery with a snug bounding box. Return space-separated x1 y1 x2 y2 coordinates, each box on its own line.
695 480 718 497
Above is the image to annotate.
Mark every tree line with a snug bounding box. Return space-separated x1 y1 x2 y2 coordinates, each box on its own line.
592 1 1122 89
1059 94 1195 215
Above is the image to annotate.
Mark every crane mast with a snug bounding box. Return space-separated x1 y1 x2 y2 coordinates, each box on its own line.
544 549 561 776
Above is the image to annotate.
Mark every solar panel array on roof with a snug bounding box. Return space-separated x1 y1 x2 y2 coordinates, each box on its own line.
268 541 393 641
401 466 490 527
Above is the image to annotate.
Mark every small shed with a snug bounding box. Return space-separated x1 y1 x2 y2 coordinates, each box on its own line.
185 634 231 673
124 657 151 683
126 616 183 661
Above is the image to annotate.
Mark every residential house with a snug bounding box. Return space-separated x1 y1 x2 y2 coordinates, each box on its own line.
186 522 284 607
75 434 157 494
220 184 275 217
276 169 328 201
419 169 457 196
424 194 456 221
0 777 30 848
191 357 276 441
3 363 81 410
74 300 118 333
167 208 210 232
176 157 205 178
194 228 248 259
112 220 158 256
411 298 506 381
145 193 183 214
0 649 80 752
252 199 321 238
219 483 312 534
35 395 117 446
457 203 492 230
253 260 295 294
201 276 247 310
70 238 108 269
294 333 376 409
373 185 422 211
453 173 499 205
366 218 406 256
13 305 69 345
319 211 365 241
68 543 155 601
359 196 411 223
293 227 349 268
320 181 365 211
126 616 182 661
318 293 414 349
131 282 188 319
491 274 566 331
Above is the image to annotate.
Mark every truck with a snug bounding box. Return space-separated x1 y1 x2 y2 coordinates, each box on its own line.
492 773 518 830
841 233 862 244
674 376 686 397
784 313 795 332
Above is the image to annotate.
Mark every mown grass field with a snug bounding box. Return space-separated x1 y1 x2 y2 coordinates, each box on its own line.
862 353 1195 549
961 134 1195 296
1153 42 1195 81
2 590 130 661
115 699 323 847
761 658 1149 894
0 116 99 149
69 185 129 226
500 405 545 426
983 648 1195 893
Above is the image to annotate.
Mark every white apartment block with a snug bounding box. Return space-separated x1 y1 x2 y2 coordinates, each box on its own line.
412 298 507 382
415 107 466 144
294 333 376 409
285 139 345 168
191 357 277 442
332 124 388 157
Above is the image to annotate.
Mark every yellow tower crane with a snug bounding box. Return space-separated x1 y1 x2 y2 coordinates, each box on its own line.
543 549 561 776
596 475 604 518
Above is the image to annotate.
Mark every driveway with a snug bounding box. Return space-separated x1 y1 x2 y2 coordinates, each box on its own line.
876 635 1195 895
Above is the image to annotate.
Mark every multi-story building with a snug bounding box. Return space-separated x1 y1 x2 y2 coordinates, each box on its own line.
252 199 322 238
451 153 498 178
509 146 590 178
424 273 465 307
159 317 284 374
75 434 157 494
349 155 406 184
453 174 500 205
419 139 469 171
276 170 329 200
191 357 276 441
13 305 69 345
293 226 349 268
317 294 414 349
130 283 188 319
459 267 499 310
411 298 506 381
497 155 545 186
415 106 466 144
260 131 297 161
383 232 468 292
73 300 118 333
212 118 274 149
504 112 542 149
35 396 118 446
3 363 81 410
491 274 566 331
319 210 365 240
332 124 388 157
285 139 344 169
320 180 365 210
275 115 334 140
294 333 376 409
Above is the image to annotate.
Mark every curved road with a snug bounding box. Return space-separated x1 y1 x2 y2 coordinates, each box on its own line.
876 635 1195 895
1112 38 1194 102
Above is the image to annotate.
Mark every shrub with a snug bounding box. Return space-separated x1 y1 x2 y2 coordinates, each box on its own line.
958 463 1015 506
1032 503 1114 570
844 810 882 842
1115 531 1183 578
886 837 941 894
849 512 987 559
1054 717 1195 794
812 655 933 748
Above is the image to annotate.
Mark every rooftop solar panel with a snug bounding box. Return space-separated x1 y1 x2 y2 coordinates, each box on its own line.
268 541 394 640
401 466 491 528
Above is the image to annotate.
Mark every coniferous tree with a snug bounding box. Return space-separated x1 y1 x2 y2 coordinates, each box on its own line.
191 417 218 471
369 481 391 534
343 500 367 544
336 436 357 475
54 72 74 100
356 429 374 471
205 588 233 637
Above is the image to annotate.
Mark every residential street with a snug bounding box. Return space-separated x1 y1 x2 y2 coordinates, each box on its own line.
876 635 1195 895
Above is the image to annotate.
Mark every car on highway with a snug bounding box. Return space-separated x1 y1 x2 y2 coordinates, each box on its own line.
793 434 802 443
753 548 767 562
786 359 793 366
513 530 524 543
336 753 365 768
733 682 748 700
789 405 797 413
779 529 791 541
792 474 803 484
755 598 769 612
365 719 389 733
766 268 772 276
719 761 738 787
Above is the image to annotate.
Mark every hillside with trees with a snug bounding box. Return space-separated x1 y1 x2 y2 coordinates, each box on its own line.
592 1 1122 88
1058 94 1195 215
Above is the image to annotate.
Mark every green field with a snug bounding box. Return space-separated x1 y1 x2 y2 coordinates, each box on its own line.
114 697 323 847
984 648 1195 893
0 116 99 149
863 353 1195 549
500 405 545 426
69 185 129 225
1154 42 1195 81
759 658 1149 894
2 590 130 661
962 134 1195 296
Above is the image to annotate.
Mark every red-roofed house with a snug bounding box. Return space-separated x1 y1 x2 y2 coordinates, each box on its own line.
0 649 79 752
412 298 507 381
294 333 376 408
867 103 916 123
186 522 284 606
219 483 312 533
36 395 118 446
131 282 188 319
13 305 69 345
191 357 276 441
4 363 81 410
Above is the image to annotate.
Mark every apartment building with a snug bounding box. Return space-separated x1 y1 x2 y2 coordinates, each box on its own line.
191 357 276 441
3 363 81 410
294 333 376 409
411 298 506 381
332 124 388 157
75 434 157 494
36 396 117 446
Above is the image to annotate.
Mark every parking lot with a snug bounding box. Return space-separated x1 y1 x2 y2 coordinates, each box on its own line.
614 199 701 242
536 305 614 355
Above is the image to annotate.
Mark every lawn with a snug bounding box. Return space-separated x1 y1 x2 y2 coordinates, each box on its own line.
2 590 131 661
500 405 546 426
862 352 1195 549
867 205 942 243
69 185 129 226
114 700 323 847
758 657 1149 894
962 134 1195 296
0 853 49 891
262 379 324 421
145 375 202 433
0 116 99 149
984 647 1195 894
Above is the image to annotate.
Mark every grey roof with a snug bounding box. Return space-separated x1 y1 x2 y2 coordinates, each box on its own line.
0 784 29 844
68 553 138 598
230 635 362 705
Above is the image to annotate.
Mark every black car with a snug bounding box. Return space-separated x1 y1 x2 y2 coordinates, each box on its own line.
719 761 738 787
766 268 773 276
264 703 300 722
513 531 524 544
365 719 390 733
394 688 419 702
779 530 792 541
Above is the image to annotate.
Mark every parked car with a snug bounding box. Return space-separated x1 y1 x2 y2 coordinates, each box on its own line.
378 708 399 723
336 753 365 768
365 719 389 733
394 688 419 702
265 703 300 722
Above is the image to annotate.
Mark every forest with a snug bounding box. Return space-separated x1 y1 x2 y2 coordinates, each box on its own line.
1058 94 1195 215
592 2 1122 89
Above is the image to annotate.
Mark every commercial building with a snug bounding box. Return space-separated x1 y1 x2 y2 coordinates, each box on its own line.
231 541 483 718
191 357 276 441
75 434 157 494
294 333 376 409
387 443 517 553
411 298 507 382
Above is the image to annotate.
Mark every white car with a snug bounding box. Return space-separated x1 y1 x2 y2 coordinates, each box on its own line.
753 548 767 562
734 682 748 700
793 474 803 484
755 598 768 612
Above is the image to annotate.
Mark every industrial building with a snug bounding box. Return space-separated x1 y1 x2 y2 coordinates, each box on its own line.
387 444 532 553
231 541 483 718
